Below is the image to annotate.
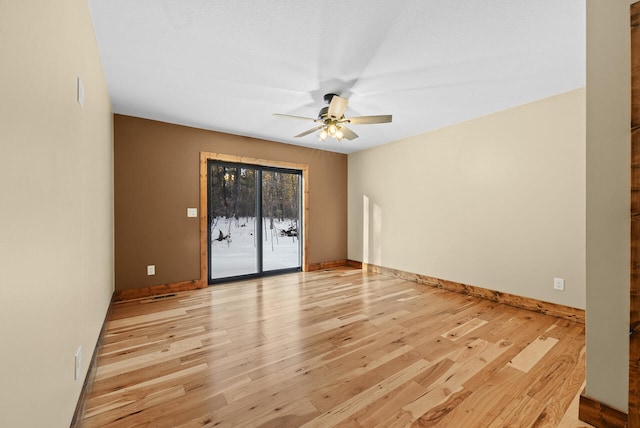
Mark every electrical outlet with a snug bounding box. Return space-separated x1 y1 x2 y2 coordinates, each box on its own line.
77 76 84 107
74 346 82 381
147 265 155 275
553 277 565 291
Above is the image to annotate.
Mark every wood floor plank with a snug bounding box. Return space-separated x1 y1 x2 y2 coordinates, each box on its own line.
428 365 524 427
81 268 589 427
400 338 513 423
302 359 433 427
352 380 426 427
507 334 560 372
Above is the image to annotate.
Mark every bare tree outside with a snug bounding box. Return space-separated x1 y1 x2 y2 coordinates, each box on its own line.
208 162 301 280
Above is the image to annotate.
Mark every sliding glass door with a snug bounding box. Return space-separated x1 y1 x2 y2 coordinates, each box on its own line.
262 170 301 272
208 163 258 279
207 160 302 283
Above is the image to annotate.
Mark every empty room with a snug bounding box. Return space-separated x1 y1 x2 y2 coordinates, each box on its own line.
1 1 637 427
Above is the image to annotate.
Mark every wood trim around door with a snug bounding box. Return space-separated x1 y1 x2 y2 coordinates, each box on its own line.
199 151 310 283
630 3 640 425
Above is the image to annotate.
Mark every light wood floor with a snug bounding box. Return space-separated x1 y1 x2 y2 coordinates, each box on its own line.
82 268 593 427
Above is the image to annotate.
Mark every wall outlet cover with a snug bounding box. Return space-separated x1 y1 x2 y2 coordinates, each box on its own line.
553 277 565 291
75 346 82 380
147 265 155 275
77 76 84 107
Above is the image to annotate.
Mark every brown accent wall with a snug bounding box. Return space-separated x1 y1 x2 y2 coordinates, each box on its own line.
114 114 347 291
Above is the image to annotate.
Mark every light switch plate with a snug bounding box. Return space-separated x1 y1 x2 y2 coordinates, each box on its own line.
147 265 155 275
187 208 198 217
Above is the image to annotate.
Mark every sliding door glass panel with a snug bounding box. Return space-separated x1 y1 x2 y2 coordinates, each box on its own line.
262 171 301 272
208 164 258 280
208 161 302 283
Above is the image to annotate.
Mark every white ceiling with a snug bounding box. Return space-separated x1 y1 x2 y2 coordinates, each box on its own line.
88 0 585 154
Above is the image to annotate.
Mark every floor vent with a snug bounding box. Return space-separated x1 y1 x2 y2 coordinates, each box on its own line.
152 293 177 300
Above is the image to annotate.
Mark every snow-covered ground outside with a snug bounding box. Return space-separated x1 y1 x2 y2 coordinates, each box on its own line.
210 216 300 279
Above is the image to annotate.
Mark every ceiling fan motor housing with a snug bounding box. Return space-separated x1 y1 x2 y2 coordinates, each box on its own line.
318 106 330 120
323 93 338 105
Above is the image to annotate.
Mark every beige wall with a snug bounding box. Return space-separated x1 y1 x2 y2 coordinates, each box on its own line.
584 0 632 413
114 115 347 291
0 0 114 426
349 89 586 309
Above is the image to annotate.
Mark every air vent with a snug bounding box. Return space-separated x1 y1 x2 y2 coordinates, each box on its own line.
152 293 176 300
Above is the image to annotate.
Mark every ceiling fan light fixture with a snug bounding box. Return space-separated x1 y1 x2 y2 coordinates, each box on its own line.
274 93 392 143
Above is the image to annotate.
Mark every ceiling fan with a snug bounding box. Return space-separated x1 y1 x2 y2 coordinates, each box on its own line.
273 93 392 142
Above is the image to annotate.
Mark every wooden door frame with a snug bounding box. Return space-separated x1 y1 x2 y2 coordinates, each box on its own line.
199 151 310 283
631 3 640 426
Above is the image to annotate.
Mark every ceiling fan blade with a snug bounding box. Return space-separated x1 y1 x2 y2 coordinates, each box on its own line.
345 114 392 125
327 95 349 119
273 113 318 122
340 126 358 141
294 125 324 138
